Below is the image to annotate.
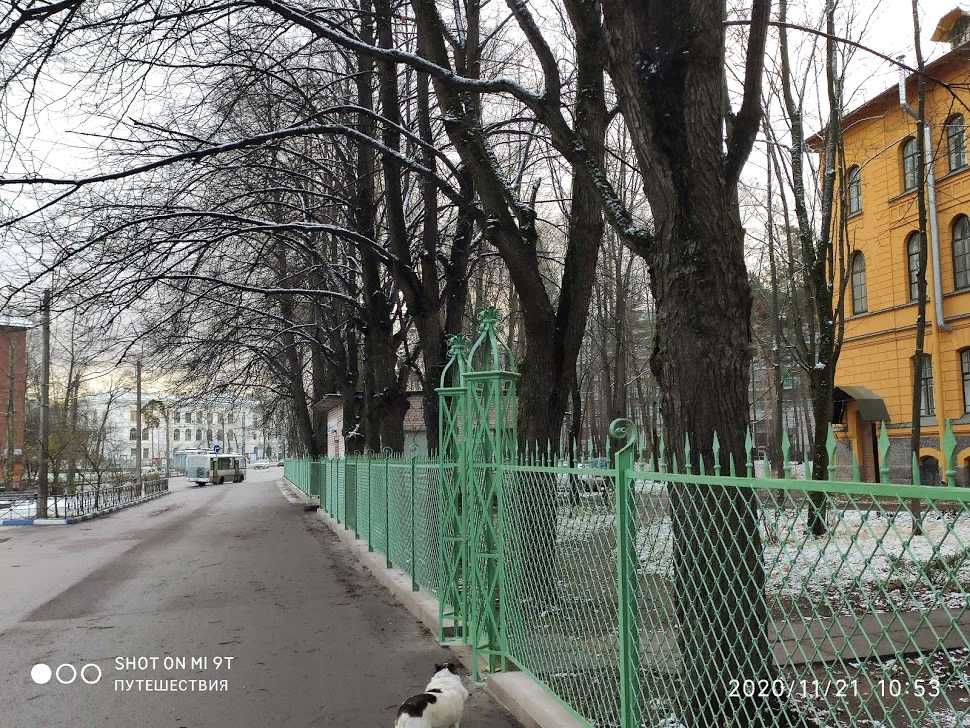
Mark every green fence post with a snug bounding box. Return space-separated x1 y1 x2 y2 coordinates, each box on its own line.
367 453 374 552
611 418 642 728
411 444 419 592
944 418 958 486
337 457 343 525
384 447 393 569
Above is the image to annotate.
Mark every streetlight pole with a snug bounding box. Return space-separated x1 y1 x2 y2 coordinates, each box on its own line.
136 358 142 495
37 289 50 518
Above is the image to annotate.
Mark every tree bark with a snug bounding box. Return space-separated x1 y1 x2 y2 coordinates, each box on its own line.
599 2 805 724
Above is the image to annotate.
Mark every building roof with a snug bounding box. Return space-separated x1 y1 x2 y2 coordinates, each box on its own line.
931 6 970 42
806 21 970 151
0 315 33 330
314 391 425 413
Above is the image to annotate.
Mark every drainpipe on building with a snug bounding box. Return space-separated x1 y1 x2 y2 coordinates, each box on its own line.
899 55 949 447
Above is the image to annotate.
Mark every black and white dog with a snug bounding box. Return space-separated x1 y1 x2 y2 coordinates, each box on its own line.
394 662 468 728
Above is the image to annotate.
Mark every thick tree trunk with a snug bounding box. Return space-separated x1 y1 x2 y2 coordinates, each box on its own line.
599 2 804 724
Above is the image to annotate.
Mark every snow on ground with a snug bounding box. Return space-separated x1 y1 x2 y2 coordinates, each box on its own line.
557 499 970 612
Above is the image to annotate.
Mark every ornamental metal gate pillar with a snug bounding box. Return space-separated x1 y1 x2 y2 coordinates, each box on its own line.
437 334 469 641
436 308 518 678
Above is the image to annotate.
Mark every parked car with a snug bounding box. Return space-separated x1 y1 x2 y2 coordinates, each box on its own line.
140 466 160 478
253 461 271 469
556 458 611 494
276 460 284 467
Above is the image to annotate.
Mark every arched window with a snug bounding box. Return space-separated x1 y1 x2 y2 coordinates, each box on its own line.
908 232 925 300
185 429 191 440
227 429 235 442
129 428 137 440
142 428 149 440
217 430 224 441
173 429 180 441
196 428 203 440
206 428 213 442
954 216 970 290
851 252 868 314
847 166 862 214
961 349 970 413
903 137 919 191
949 115 967 171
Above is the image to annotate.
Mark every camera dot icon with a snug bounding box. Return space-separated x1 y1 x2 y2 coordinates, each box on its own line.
31 664 52 685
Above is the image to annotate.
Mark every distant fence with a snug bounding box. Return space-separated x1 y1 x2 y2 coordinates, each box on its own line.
0 478 169 520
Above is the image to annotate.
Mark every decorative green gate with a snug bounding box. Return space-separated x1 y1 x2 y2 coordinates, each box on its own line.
437 308 518 677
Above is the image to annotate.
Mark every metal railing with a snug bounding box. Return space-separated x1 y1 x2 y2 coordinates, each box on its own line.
0 478 169 520
286 423 970 728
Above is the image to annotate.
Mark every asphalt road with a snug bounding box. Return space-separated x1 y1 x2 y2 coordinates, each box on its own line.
0 469 522 727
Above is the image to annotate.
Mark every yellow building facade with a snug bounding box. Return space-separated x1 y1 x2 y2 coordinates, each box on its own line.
823 9 970 483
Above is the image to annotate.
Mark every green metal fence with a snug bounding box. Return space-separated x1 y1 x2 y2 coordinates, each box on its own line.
284 310 970 728
286 451 444 598
287 431 970 728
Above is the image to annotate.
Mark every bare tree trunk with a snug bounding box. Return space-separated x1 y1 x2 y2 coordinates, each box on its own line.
909 0 928 534
780 0 843 537
767 151 785 478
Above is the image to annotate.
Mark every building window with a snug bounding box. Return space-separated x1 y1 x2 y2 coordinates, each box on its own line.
903 137 919 192
952 17 970 50
197 411 203 423
217 430 224 441
207 413 213 424
185 429 192 440
949 115 967 171
847 166 862 214
129 428 137 440
185 412 192 423
227 429 235 441
908 232 925 300
130 410 137 422
142 428 149 440
206 429 213 441
174 411 181 424
916 354 935 416
227 413 235 424
196 428 203 440
143 448 149 459
961 350 970 414
955 216 970 290
851 252 868 314
174 429 180 441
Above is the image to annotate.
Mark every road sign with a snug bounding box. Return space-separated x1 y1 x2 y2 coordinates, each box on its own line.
213 445 221 453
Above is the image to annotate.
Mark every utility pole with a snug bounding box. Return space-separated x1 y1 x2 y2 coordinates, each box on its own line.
6 337 15 489
38 289 50 518
136 358 142 495
164 405 170 478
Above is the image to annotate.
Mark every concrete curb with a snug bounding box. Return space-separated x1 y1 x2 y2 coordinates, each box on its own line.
1 489 171 526
281 478 587 728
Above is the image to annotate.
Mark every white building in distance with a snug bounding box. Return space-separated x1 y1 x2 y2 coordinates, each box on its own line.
80 391 286 470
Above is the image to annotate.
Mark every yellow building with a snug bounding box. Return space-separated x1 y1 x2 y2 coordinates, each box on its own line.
817 8 970 484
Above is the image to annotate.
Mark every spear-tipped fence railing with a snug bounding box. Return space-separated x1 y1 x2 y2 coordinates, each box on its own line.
284 311 970 728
